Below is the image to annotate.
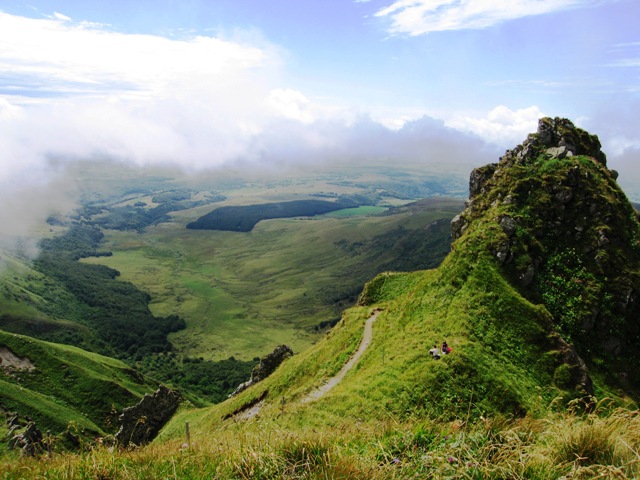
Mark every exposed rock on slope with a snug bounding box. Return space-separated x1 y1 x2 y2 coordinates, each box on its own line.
115 385 181 447
0 346 35 372
452 117 640 390
229 345 293 397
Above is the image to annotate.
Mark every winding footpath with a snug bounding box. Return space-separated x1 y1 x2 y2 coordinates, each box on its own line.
301 308 380 404
235 309 380 420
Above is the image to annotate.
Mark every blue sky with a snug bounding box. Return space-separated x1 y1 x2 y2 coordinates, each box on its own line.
0 0 639 243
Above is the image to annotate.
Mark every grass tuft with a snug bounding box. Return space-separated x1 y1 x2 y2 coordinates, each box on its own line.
2 409 640 478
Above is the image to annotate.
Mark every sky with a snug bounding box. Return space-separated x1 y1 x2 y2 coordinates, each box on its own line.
0 0 639 252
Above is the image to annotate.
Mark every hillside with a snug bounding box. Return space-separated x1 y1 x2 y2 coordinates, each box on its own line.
156 119 639 466
79 197 461 361
0 330 159 450
0 177 462 444
2 118 639 478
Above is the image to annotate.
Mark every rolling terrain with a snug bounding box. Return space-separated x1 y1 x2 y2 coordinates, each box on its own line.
82 197 461 360
0 161 464 443
2 119 640 478
0 330 158 450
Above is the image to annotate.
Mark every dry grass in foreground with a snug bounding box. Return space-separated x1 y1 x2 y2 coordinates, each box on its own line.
2 401 639 479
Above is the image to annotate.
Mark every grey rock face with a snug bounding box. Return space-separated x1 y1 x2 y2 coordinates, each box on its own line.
499 216 517 237
229 345 294 397
115 385 181 448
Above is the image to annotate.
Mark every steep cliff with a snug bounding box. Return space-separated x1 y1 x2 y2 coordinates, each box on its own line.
451 117 640 392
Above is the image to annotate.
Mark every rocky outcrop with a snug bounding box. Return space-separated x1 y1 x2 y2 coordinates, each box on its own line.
451 117 640 393
6 414 44 456
229 345 294 397
453 117 610 244
0 347 36 372
115 385 181 448
452 118 633 293
504 116 606 167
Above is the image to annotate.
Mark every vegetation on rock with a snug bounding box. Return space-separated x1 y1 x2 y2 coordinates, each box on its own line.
452 117 640 394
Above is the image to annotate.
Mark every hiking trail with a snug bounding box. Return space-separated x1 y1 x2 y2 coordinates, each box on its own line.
233 309 381 420
300 308 380 404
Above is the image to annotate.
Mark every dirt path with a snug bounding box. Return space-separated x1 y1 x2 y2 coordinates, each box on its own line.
300 308 380 404
231 309 380 420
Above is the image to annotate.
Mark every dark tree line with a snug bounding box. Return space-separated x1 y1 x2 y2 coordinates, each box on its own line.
29 223 252 402
35 225 185 358
186 198 358 232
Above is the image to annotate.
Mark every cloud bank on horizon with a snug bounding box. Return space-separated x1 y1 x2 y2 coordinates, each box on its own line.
0 0 638 252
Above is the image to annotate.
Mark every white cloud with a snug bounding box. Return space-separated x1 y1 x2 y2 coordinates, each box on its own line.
51 12 72 22
375 0 597 35
0 11 286 251
0 12 276 98
0 97 22 120
0 11 288 171
0 11 503 255
446 105 543 147
606 58 640 68
267 89 319 124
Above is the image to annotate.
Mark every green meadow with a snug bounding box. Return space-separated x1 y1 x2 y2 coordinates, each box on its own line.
83 197 462 361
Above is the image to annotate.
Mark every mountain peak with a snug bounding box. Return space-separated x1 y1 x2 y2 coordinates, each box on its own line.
503 116 607 167
452 117 640 393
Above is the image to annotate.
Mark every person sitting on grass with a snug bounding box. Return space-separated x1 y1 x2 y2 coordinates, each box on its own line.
429 344 441 359
441 341 451 354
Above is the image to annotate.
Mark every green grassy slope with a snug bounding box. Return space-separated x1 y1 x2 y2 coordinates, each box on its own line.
4 120 640 478
0 330 158 439
161 255 567 439
162 118 640 440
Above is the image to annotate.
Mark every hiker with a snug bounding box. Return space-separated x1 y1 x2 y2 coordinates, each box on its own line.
429 344 440 359
441 341 451 355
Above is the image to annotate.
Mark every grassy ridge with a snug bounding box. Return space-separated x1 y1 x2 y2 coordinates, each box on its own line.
161 251 569 439
0 330 157 438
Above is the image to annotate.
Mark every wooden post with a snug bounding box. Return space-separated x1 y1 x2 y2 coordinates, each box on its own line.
185 421 191 448
46 431 52 457
281 396 285 416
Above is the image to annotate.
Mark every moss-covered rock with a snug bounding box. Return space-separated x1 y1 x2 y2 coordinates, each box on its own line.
452 117 640 396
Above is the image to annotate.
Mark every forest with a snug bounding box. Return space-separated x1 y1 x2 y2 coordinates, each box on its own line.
28 223 255 403
186 198 359 231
